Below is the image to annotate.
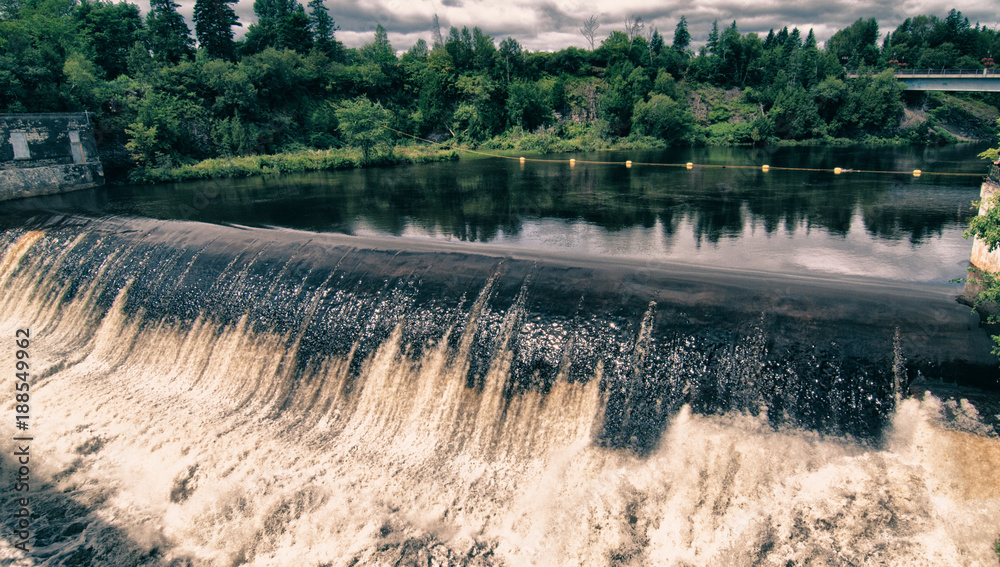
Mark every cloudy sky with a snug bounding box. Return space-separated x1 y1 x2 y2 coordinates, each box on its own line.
137 0 999 54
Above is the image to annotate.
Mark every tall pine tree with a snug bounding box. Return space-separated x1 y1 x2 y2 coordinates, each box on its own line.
705 20 719 56
358 23 395 66
307 0 340 58
193 0 240 60
147 0 194 64
672 16 690 53
800 29 819 88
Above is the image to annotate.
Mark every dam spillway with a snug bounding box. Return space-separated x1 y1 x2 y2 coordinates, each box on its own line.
0 213 998 565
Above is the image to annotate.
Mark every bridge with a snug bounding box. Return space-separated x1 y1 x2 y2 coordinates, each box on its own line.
846 69 1000 92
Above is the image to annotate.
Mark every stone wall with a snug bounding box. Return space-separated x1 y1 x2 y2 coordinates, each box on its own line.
0 113 104 201
969 181 1000 273
961 177 1000 319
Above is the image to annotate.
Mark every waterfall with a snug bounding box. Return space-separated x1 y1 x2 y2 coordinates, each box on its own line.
0 215 997 566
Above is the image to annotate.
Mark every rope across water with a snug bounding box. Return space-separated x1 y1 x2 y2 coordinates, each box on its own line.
384 125 987 178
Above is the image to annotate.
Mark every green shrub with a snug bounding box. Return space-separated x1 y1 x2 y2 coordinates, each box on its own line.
631 94 695 145
704 122 755 146
127 146 456 184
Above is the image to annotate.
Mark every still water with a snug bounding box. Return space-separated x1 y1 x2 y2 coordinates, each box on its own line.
88 144 988 284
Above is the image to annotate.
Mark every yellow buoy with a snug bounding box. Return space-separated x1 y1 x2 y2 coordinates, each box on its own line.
686 162 693 170
913 169 921 177
625 160 632 168
569 158 576 167
834 167 842 175
762 164 770 172
519 157 525 163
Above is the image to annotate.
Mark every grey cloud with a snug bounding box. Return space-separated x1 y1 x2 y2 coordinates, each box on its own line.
321 0 438 37
170 0 998 51
532 2 575 30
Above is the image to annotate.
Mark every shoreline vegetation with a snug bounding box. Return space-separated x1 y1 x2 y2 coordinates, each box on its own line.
3 1 999 185
126 130 952 185
114 78 1000 184
126 143 460 184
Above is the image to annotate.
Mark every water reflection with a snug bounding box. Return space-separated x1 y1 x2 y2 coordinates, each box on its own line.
2 144 988 283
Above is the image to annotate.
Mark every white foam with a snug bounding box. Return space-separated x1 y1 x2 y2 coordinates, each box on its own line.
2 229 998 566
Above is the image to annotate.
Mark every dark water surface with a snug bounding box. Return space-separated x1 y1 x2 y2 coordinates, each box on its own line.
4 144 989 284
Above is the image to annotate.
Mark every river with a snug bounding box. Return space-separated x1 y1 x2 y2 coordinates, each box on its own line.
0 144 998 565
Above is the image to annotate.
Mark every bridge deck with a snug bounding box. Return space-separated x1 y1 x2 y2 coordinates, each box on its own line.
845 69 1000 92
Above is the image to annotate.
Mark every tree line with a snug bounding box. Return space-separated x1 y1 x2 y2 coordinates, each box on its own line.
1 0 998 175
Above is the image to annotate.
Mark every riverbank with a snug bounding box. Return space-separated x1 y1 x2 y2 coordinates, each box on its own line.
126 144 460 185
123 134 980 185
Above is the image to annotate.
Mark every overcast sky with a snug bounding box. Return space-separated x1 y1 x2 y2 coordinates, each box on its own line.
136 0 999 54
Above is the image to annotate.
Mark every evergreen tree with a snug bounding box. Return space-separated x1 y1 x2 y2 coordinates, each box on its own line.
471 27 495 70
800 29 819 88
147 0 194 64
307 0 339 57
785 27 801 50
647 28 664 64
406 38 429 59
826 17 879 68
194 0 240 60
498 36 522 82
672 16 690 53
763 29 776 50
721 20 739 59
775 26 789 46
244 0 311 54
249 0 279 37
445 26 473 70
358 23 395 66
278 3 311 52
706 20 720 56
781 26 802 79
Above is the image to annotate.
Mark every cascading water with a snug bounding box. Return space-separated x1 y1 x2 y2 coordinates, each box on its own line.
0 214 998 566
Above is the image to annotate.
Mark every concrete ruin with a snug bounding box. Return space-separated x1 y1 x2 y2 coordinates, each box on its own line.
0 112 104 201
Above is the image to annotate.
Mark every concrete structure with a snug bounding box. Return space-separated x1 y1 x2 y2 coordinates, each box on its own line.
0 113 104 201
961 165 1000 319
846 69 1000 92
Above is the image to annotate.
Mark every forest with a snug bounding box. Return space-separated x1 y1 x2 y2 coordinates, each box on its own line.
2 0 999 180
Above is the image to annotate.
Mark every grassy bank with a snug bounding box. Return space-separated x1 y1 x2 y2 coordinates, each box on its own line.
126 144 459 185
469 125 942 155
124 124 989 186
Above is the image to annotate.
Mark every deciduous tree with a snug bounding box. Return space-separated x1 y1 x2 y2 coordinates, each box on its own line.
631 93 693 143
334 96 391 163
74 0 144 79
580 15 598 50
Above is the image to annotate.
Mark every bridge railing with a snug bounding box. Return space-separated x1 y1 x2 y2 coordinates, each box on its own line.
846 68 997 77
895 68 997 76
